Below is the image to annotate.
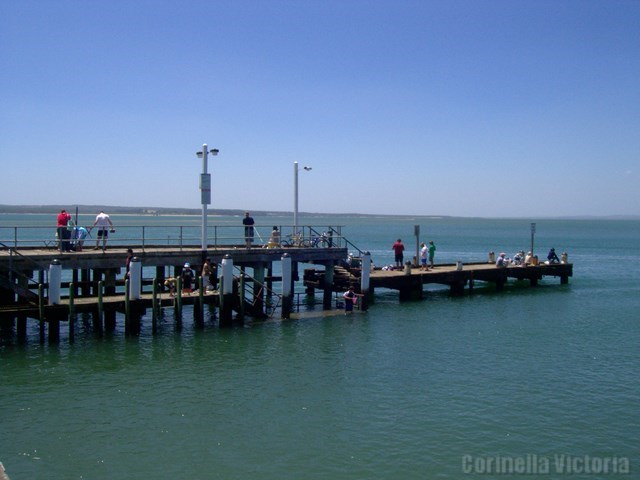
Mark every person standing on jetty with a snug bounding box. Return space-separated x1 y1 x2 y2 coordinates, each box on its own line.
56 209 72 252
428 240 436 268
89 210 114 251
392 238 405 268
343 287 363 315
420 242 429 271
124 248 134 279
202 258 215 291
181 262 195 293
243 211 255 248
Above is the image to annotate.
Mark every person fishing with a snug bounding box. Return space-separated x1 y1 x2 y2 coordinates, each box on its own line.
343 287 363 315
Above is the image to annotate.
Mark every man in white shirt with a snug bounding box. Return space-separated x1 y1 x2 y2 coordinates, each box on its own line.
89 210 114 251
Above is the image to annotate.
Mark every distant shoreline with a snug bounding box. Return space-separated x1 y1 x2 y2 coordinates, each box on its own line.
0 205 637 220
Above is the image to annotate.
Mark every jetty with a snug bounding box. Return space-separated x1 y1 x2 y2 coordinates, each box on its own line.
0 224 572 343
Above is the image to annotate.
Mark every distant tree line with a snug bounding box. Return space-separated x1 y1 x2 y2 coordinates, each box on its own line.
0 204 258 216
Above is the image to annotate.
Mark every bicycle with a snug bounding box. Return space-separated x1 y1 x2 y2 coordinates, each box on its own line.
282 232 331 248
282 233 310 248
310 232 331 248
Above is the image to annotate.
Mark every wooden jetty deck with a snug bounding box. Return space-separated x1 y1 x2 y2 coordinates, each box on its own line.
1 240 572 342
369 261 572 299
0 243 349 341
304 261 573 300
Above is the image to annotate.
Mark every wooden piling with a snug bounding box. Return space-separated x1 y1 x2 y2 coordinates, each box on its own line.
37 284 45 343
152 278 158 333
125 278 131 335
68 283 75 342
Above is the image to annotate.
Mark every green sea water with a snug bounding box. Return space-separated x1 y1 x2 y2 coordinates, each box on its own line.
1 215 638 479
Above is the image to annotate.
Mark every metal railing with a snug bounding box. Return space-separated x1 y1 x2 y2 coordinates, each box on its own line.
0 224 348 251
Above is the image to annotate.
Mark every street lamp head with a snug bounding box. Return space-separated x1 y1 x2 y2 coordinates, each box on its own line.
196 148 219 158
303 166 312 171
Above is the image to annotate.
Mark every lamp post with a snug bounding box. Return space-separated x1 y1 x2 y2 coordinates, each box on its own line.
196 144 219 252
530 222 536 257
293 161 312 236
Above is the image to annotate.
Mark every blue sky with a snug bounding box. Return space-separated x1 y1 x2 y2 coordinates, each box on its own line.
1 0 639 217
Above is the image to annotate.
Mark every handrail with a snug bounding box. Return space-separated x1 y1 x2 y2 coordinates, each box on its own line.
0 224 349 251
0 242 47 303
234 265 282 319
328 226 364 256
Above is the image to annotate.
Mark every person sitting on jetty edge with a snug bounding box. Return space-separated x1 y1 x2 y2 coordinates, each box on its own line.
496 252 509 267
267 226 281 248
547 248 560 264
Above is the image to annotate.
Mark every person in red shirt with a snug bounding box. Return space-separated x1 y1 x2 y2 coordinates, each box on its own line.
56 209 72 252
392 238 405 268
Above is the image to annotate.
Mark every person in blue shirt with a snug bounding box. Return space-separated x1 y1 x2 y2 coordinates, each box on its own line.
72 226 89 251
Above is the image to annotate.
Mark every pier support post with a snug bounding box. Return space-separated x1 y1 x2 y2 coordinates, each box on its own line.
449 280 466 296
96 280 105 335
253 263 265 317
72 270 79 298
281 254 292 319
69 283 75 343
48 317 60 344
152 279 159 333
37 284 45 343
360 252 372 311
323 264 334 310
104 269 117 296
0 287 15 336
129 257 142 300
81 269 90 296
49 260 62 305
125 279 131 335
194 276 204 327
220 255 234 327
399 276 423 301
